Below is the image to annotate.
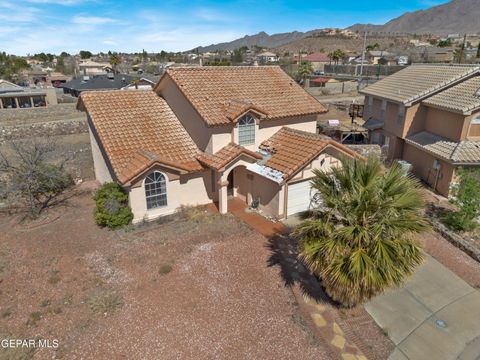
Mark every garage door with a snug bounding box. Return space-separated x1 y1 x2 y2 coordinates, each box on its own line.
287 179 316 216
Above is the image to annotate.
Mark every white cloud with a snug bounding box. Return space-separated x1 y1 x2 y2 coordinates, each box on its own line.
0 1 40 22
72 16 117 25
103 39 118 45
26 0 90 4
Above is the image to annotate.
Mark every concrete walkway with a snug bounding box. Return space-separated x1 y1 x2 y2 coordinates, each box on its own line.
365 256 480 360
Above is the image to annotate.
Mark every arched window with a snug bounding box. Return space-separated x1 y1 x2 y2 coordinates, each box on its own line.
145 171 167 209
238 114 255 146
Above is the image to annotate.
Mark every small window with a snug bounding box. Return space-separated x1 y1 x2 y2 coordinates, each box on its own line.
472 116 480 125
238 114 255 146
145 171 167 210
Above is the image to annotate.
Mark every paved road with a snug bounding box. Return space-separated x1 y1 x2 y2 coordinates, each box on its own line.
365 256 480 360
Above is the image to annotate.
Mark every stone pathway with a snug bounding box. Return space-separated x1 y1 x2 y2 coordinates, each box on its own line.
215 198 372 360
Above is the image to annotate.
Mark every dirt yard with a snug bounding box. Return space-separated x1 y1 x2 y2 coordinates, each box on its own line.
0 183 329 360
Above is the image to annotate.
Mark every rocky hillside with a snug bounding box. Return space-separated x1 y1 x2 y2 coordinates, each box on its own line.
271 36 410 55
349 0 480 35
193 30 323 52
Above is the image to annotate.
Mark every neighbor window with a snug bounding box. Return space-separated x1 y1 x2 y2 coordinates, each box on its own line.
472 116 480 125
238 114 255 146
145 171 167 210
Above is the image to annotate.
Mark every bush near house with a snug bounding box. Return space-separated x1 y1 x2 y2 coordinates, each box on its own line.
94 182 133 229
442 168 480 231
294 157 428 307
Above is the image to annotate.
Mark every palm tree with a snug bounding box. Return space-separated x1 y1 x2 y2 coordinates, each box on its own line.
109 53 121 74
297 61 313 87
293 157 428 307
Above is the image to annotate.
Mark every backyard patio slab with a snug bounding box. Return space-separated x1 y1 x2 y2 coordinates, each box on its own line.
365 256 480 360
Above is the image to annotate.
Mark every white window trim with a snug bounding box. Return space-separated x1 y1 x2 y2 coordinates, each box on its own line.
144 171 167 210
238 114 256 146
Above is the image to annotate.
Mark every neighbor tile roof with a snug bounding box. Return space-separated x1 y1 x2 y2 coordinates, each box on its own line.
406 131 480 163
423 76 480 114
159 66 326 126
303 52 330 62
78 90 203 184
259 127 362 179
196 143 262 170
360 64 480 105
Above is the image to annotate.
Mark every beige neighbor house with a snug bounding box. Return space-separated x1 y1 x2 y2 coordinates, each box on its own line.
78 66 362 223
361 64 480 197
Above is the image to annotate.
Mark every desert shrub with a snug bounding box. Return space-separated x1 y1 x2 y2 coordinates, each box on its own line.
88 289 123 314
442 168 480 231
94 183 133 229
0 139 74 217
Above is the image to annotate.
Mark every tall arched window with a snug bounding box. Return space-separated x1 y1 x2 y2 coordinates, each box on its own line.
145 171 167 209
238 114 255 146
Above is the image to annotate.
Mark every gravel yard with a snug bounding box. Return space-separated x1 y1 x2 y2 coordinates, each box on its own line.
0 182 328 359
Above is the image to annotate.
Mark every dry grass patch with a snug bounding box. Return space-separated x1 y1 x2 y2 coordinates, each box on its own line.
87 289 123 315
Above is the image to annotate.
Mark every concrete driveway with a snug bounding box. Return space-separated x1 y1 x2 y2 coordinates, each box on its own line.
365 256 480 360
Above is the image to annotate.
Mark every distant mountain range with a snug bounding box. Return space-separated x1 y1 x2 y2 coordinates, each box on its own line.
193 0 479 52
349 0 480 35
194 30 321 53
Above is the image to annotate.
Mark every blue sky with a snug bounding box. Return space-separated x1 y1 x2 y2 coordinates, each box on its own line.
1 0 449 55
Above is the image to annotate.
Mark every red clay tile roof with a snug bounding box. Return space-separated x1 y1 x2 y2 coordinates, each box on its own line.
158 66 326 127
259 127 363 180
196 143 262 170
77 90 203 185
303 52 330 62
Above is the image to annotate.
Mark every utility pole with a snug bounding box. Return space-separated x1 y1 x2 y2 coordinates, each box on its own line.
358 31 367 89
459 34 467 64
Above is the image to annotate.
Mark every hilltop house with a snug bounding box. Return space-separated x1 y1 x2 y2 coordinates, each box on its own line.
78 66 361 223
256 52 279 63
361 64 480 196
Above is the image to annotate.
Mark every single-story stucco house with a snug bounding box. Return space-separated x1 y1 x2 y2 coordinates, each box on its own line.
78 66 362 223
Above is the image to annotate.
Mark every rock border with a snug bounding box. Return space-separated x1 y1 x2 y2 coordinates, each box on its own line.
426 205 480 263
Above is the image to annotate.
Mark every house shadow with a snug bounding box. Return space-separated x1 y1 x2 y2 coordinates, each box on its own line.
265 226 337 306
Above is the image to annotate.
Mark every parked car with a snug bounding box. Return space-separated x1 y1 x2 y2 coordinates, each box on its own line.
314 70 325 76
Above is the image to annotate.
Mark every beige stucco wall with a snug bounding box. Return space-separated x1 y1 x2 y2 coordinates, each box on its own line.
156 75 213 152
87 119 114 183
128 167 213 223
288 152 340 183
158 74 318 154
423 106 468 141
403 102 427 138
402 142 455 196
45 88 58 106
258 115 317 143
466 109 480 139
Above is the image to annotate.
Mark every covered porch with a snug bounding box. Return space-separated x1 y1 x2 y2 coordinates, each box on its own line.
196 143 284 218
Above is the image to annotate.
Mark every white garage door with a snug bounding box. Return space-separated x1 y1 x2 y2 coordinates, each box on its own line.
287 180 315 216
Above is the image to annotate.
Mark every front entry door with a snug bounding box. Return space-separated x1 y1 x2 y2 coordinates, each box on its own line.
227 170 234 197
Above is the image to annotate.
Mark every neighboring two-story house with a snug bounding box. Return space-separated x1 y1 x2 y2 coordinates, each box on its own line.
361 64 480 196
78 66 361 223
